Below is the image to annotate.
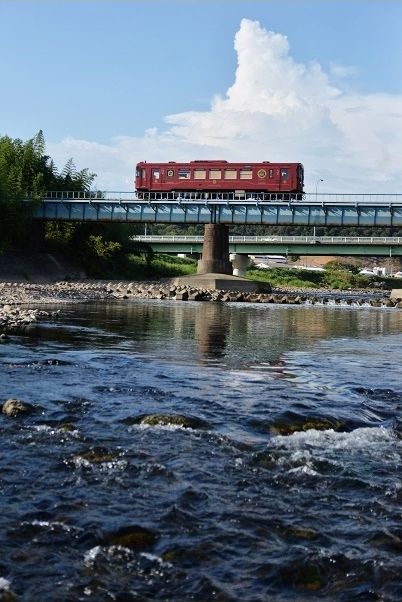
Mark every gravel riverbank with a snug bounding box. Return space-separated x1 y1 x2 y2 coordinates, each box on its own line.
0 279 398 331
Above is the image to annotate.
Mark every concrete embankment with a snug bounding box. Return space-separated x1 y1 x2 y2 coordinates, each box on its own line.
0 251 86 283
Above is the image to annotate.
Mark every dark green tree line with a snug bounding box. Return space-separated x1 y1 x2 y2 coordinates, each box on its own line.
0 130 97 250
0 131 148 277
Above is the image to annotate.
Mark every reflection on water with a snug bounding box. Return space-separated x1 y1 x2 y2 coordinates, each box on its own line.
41 299 402 368
195 303 230 360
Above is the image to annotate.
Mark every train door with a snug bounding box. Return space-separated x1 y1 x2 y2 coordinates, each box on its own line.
137 165 149 191
151 167 161 189
279 167 289 191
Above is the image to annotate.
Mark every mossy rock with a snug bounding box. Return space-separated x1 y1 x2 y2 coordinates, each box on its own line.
280 561 323 592
74 446 116 463
139 414 209 429
107 525 157 550
57 422 76 432
283 526 318 540
270 416 346 436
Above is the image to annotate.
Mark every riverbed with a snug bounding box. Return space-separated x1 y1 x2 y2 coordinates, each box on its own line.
1 299 402 601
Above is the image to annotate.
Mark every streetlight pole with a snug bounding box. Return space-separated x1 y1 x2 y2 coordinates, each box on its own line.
316 179 323 200
314 180 323 244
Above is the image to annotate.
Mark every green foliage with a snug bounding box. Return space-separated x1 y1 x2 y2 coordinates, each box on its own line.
229 224 402 238
45 221 154 278
126 254 197 280
325 259 361 274
82 252 197 281
135 222 402 241
149 223 204 236
246 265 395 291
247 266 320 288
0 130 97 250
45 222 77 251
87 235 122 261
58 158 96 191
325 260 348 271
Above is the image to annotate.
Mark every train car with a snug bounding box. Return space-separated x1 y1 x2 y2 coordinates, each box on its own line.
135 160 304 200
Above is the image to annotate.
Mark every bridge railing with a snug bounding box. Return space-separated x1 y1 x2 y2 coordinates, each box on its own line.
133 235 402 245
25 191 402 204
25 190 137 201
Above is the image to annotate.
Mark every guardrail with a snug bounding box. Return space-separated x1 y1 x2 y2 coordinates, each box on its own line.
133 235 402 245
25 191 402 205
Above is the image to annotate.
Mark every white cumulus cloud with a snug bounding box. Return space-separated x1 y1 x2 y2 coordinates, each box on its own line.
48 19 402 194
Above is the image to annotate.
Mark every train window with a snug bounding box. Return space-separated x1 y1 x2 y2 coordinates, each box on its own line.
152 169 160 179
194 169 206 179
269 169 274 178
281 169 288 179
209 169 221 179
240 169 252 179
224 169 237 179
135 166 140 177
178 168 190 179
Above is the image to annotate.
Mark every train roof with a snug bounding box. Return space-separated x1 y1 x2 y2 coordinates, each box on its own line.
136 160 302 165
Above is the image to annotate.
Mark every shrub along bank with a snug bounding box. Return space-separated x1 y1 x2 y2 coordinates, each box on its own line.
84 253 396 293
246 265 397 292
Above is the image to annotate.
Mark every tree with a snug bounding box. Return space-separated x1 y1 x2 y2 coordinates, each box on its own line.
0 131 97 250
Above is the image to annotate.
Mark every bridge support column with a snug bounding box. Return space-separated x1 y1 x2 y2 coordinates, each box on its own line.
197 224 233 275
229 253 250 277
29 220 46 251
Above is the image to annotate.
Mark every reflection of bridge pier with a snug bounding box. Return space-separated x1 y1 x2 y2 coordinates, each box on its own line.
195 303 230 360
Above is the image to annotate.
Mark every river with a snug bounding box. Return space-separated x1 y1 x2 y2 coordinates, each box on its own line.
1 299 402 601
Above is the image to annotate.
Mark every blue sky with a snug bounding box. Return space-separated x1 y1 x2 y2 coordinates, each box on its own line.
1 1 401 193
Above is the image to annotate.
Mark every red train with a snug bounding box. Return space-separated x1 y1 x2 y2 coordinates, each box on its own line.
135 160 304 200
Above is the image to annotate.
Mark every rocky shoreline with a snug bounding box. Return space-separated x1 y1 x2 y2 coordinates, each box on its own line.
0 279 399 331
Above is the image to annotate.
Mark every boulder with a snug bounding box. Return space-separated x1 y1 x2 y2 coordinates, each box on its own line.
2 398 35 417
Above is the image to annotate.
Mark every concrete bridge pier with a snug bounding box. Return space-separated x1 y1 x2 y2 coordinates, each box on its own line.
197 224 233 275
29 220 46 251
229 253 251 277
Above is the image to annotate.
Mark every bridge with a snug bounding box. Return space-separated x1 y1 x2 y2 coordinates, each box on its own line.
132 235 402 257
32 192 402 227
31 191 402 276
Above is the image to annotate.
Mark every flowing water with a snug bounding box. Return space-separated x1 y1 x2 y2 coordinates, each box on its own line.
1 300 402 602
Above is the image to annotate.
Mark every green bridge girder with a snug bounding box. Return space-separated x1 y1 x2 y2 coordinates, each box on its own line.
33 194 402 227
132 236 402 257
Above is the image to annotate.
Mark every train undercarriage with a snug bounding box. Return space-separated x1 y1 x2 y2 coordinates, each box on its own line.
136 190 305 202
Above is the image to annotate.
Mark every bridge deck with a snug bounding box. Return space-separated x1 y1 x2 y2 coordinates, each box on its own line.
32 192 402 227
